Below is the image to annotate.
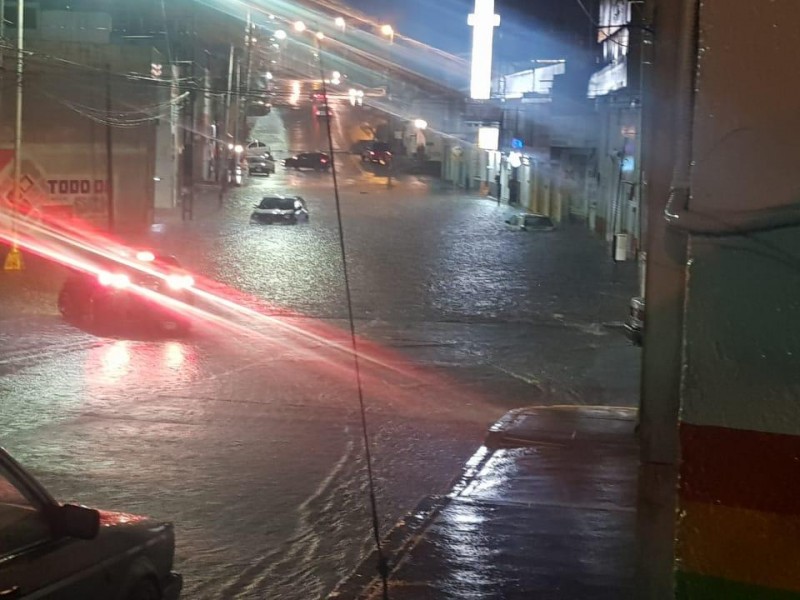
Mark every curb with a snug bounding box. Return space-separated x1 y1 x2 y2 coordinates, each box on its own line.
327 445 496 599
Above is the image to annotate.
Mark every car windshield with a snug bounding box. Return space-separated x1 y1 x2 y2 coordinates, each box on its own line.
258 197 296 210
4 1 783 599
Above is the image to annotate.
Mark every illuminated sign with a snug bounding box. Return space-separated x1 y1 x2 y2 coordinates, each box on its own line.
468 0 500 100
511 138 524 149
478 126 499 150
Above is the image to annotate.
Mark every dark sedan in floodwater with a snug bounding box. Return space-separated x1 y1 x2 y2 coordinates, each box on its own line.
0 447 181 600
251 195 309 224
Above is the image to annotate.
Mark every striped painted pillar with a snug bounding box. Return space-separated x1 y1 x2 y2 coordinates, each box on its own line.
673 1 800 597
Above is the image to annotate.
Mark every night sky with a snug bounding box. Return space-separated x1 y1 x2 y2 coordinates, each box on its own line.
344 0 596 63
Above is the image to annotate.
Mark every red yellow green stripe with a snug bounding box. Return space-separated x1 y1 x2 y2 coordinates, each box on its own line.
680 422 800 514
676 572 800 600
677 500 800 592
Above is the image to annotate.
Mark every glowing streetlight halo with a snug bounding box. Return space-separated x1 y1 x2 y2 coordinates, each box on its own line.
293 21 306 33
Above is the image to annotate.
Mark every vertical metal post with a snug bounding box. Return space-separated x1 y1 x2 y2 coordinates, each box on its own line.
11 0 23 240
105 64 115 231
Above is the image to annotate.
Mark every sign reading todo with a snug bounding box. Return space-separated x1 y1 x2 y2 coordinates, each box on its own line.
44 178 110 220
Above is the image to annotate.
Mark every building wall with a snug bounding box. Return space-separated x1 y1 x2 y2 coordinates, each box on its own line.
674 1 800 597
0 38 163 231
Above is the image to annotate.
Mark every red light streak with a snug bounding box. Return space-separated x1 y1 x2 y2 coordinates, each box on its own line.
1 210 494 418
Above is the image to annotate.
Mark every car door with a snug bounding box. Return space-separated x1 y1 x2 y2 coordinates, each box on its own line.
0 462 112 600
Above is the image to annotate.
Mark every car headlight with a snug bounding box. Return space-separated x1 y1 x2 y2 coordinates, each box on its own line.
166 274 195 290
98 272 131 289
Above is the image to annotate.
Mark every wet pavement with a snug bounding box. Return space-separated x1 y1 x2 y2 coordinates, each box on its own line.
331 406 638 600
0 88 639 599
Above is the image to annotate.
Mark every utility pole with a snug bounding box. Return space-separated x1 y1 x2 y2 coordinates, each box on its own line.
105 64 115 231
181 14 196 221
241 11 253 143
4 0 24 271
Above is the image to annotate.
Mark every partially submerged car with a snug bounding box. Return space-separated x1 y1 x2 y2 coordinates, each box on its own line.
0 446 181 599
247 153 276 176
251 196 309 224
505 213 556 232
58 250 195 334
283 152 331 171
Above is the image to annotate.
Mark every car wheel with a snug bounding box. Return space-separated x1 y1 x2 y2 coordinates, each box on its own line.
125 578 160 600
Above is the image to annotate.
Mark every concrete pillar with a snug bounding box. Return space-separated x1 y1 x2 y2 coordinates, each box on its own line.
672 0 800 597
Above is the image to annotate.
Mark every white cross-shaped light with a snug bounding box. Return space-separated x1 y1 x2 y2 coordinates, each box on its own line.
468 0 500 100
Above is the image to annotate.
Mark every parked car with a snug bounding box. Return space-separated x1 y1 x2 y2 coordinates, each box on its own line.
624 296 645 346
283 152 331 171
505 213 556 232
247 153 276 176
58 250 195 334
315 104 333 118
251 195 309 224
0 446 182 599
361 142 392 165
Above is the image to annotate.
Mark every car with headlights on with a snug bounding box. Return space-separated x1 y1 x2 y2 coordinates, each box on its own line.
0 446 182 600
57 250 195 334
251 196 309 224
283 152 331 171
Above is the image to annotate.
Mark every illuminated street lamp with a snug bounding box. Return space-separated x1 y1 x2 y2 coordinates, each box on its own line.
414 119 428 130
380 24 394 42
334 16 346 30
316 31 325 40
293 21 306 33
274 29 287 40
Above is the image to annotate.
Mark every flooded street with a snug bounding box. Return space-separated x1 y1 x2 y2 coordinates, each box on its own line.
0 100 638 598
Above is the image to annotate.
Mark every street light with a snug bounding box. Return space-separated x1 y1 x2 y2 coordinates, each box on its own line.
293 21 306 33
274 29 287 40
334 16 346 30
316 31 325 40
380 24 394 43
414 119 428 130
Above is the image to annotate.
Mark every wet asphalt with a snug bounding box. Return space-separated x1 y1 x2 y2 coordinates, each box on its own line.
0 93 639 598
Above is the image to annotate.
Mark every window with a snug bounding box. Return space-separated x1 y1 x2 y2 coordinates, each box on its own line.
0 465 50 555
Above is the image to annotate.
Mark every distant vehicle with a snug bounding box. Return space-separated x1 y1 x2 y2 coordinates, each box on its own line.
246 100 272 116
505 213 556 232
58 250 195 334
283 152 331 171
0 446 182 599
362 142 392 165
315 104 332 118
247 153 276 176
310 91 327 102
624 296 645 346
246 140 270 158
251 196 309 224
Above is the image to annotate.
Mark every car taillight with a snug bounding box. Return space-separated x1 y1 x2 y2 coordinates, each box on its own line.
321 158 328 163
98 272 130 289
369 151 375 155
166 274 195 290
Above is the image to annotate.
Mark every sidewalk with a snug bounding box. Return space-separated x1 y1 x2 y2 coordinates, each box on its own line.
152 183 224 228
330 405 638 600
